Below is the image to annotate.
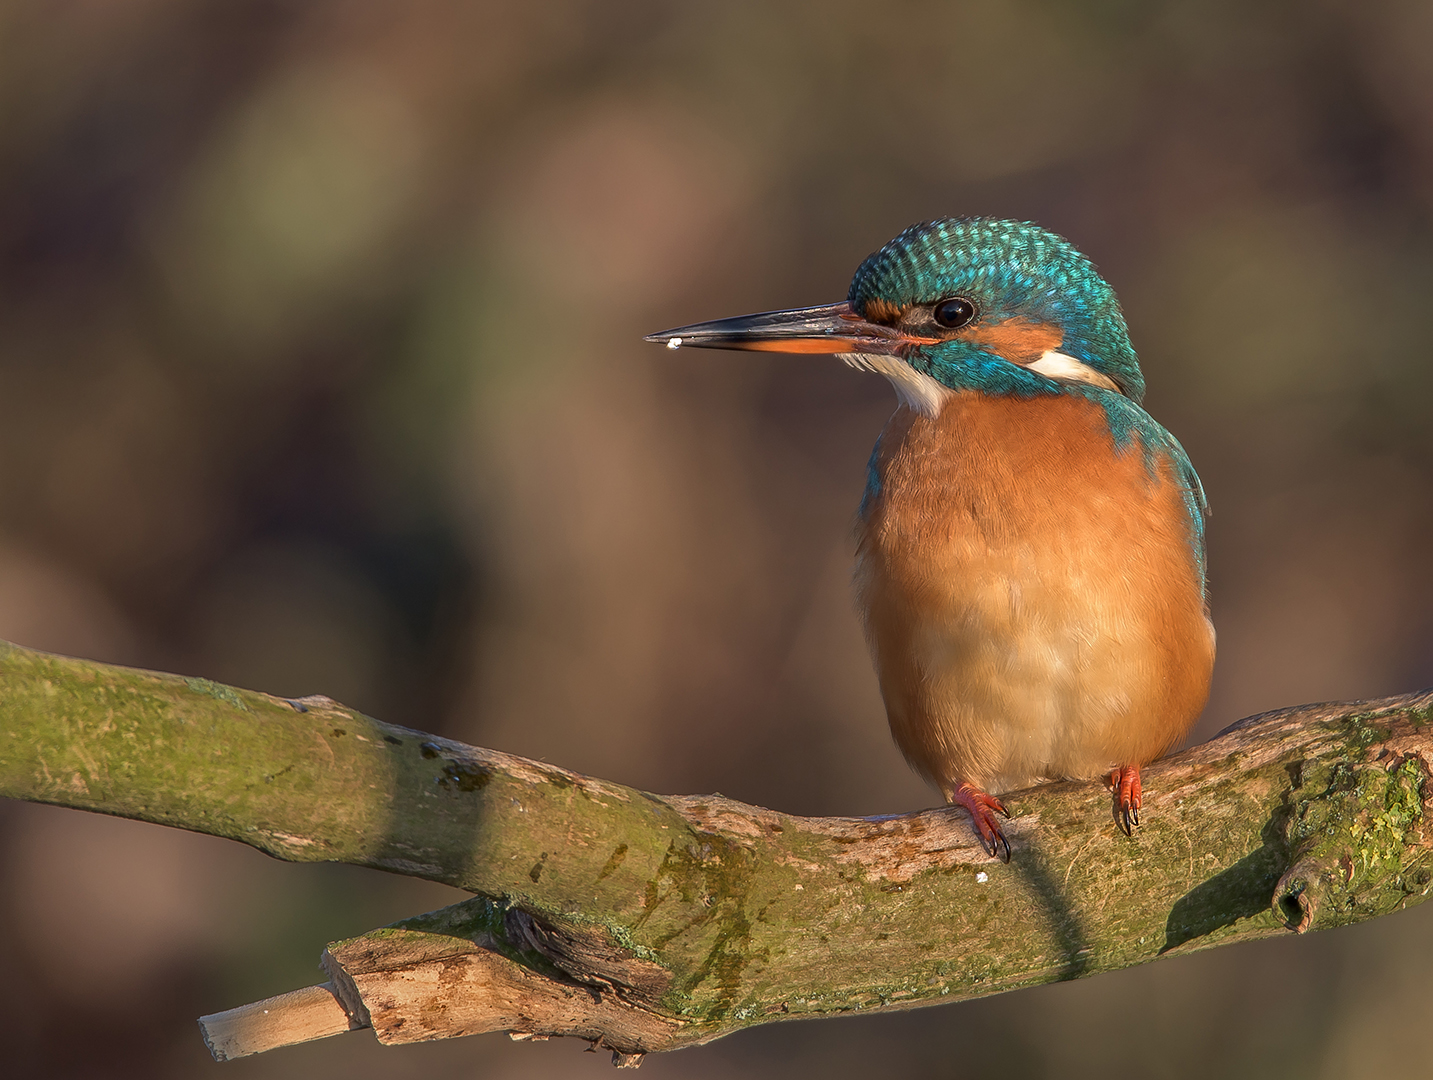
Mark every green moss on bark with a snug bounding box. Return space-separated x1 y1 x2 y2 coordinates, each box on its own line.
3 642 1433 1054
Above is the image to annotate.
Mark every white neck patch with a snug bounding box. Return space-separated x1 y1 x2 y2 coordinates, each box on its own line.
840 353 952 417
1024 350 1120 392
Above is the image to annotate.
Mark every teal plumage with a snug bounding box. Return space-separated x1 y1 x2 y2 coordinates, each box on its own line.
850 218 1144 398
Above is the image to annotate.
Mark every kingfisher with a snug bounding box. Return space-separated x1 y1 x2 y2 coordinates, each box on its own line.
646 218 1214 861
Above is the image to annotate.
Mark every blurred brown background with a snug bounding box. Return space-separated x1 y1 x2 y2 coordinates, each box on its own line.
1 1 1432 1077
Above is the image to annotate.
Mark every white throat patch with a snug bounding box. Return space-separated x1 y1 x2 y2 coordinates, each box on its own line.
840 353 952 417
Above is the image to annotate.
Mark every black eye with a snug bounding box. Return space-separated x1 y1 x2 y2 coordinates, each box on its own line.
933 296 977 329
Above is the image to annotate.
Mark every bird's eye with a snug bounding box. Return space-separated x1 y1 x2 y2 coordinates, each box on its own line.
933 296 977 329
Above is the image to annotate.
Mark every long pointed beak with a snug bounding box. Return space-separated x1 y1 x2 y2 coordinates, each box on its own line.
645 301 931 355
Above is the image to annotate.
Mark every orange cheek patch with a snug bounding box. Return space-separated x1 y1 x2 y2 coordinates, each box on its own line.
861 298 907 324
958 317 1063 364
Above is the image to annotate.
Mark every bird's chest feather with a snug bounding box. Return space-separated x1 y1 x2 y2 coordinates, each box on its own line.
855 390 1212 791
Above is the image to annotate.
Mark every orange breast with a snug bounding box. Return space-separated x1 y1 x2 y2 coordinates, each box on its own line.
855 391 1214 795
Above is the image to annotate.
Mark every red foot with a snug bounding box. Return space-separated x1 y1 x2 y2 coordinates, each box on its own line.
950 783 1011 862
1109 765 1142 836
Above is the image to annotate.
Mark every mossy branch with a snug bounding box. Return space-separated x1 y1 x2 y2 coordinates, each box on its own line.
1 642 1431 1067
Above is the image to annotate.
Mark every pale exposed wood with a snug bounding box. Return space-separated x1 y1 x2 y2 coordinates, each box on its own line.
197 982 358 1061
321 930 679 1062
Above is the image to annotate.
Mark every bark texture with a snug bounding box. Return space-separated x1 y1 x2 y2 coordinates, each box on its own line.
1 642 1431 1064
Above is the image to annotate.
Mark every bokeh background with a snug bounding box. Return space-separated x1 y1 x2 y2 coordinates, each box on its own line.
1 1 1432 1077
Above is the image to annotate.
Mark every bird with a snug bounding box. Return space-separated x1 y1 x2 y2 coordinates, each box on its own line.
646 218 1214 861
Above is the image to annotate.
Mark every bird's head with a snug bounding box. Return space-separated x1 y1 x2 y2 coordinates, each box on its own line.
647 218 1144 413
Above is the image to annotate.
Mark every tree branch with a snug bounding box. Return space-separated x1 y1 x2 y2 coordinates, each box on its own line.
2 642 1430 1067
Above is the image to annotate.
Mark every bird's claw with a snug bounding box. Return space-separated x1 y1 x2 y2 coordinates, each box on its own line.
1110 765 1142 836
951 784 1012 862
